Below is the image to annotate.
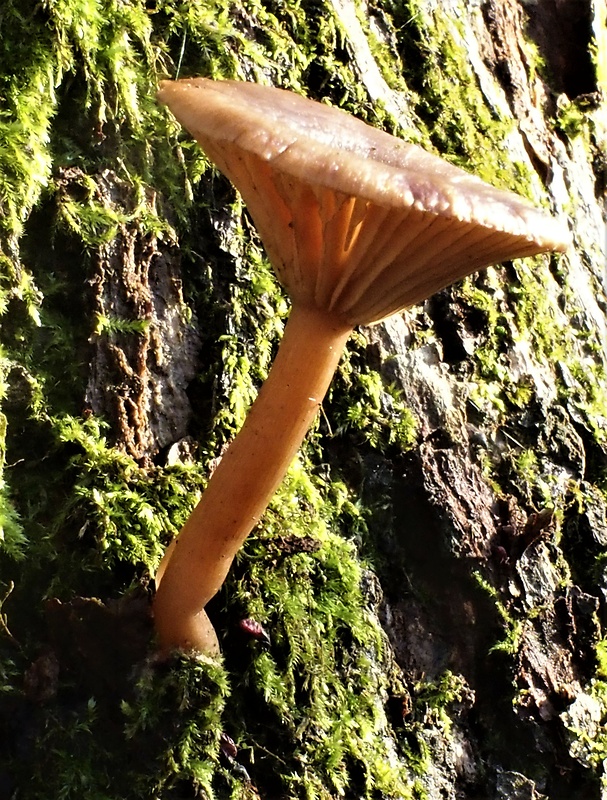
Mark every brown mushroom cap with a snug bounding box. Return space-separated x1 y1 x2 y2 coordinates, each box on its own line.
158 78 570 325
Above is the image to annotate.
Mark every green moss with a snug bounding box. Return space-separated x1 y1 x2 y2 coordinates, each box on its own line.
332 333 418 452
0 479 25 562
383 0 535 189
473 570 523 656
2 0 602 794
1 437 416 798
0 350 26 559
561 640 607 778
556 96 591 140
213 450 415 797
466 251 607 452
8 653 231 800
412 670 469 737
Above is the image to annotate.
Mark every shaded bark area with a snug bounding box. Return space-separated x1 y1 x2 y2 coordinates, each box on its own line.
80 169 201 464
362 314 603 797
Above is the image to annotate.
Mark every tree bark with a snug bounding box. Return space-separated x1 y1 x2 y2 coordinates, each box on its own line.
0 1 605 799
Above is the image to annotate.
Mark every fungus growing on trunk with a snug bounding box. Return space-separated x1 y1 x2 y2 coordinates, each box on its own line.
154 78 570 654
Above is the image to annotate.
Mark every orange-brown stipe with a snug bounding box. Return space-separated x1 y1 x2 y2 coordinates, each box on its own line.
154 78 570 654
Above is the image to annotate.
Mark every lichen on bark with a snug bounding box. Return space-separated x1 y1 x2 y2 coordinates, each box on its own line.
0 0 605 799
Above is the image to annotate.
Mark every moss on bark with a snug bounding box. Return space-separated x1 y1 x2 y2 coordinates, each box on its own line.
0 0 605 798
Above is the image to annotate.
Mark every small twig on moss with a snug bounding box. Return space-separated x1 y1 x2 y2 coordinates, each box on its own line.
247 738 290 768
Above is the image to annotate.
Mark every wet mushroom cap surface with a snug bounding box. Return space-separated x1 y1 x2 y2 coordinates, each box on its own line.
158 78 570 325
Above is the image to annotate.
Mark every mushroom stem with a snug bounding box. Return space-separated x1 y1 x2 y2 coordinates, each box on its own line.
153 303 351 653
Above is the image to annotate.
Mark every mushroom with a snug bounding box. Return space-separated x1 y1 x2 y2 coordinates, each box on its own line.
154 77 570 654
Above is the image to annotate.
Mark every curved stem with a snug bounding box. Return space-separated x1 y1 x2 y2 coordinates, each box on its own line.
153 303 352 653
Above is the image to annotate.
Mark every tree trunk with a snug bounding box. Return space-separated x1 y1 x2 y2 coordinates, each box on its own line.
0 1 605 798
